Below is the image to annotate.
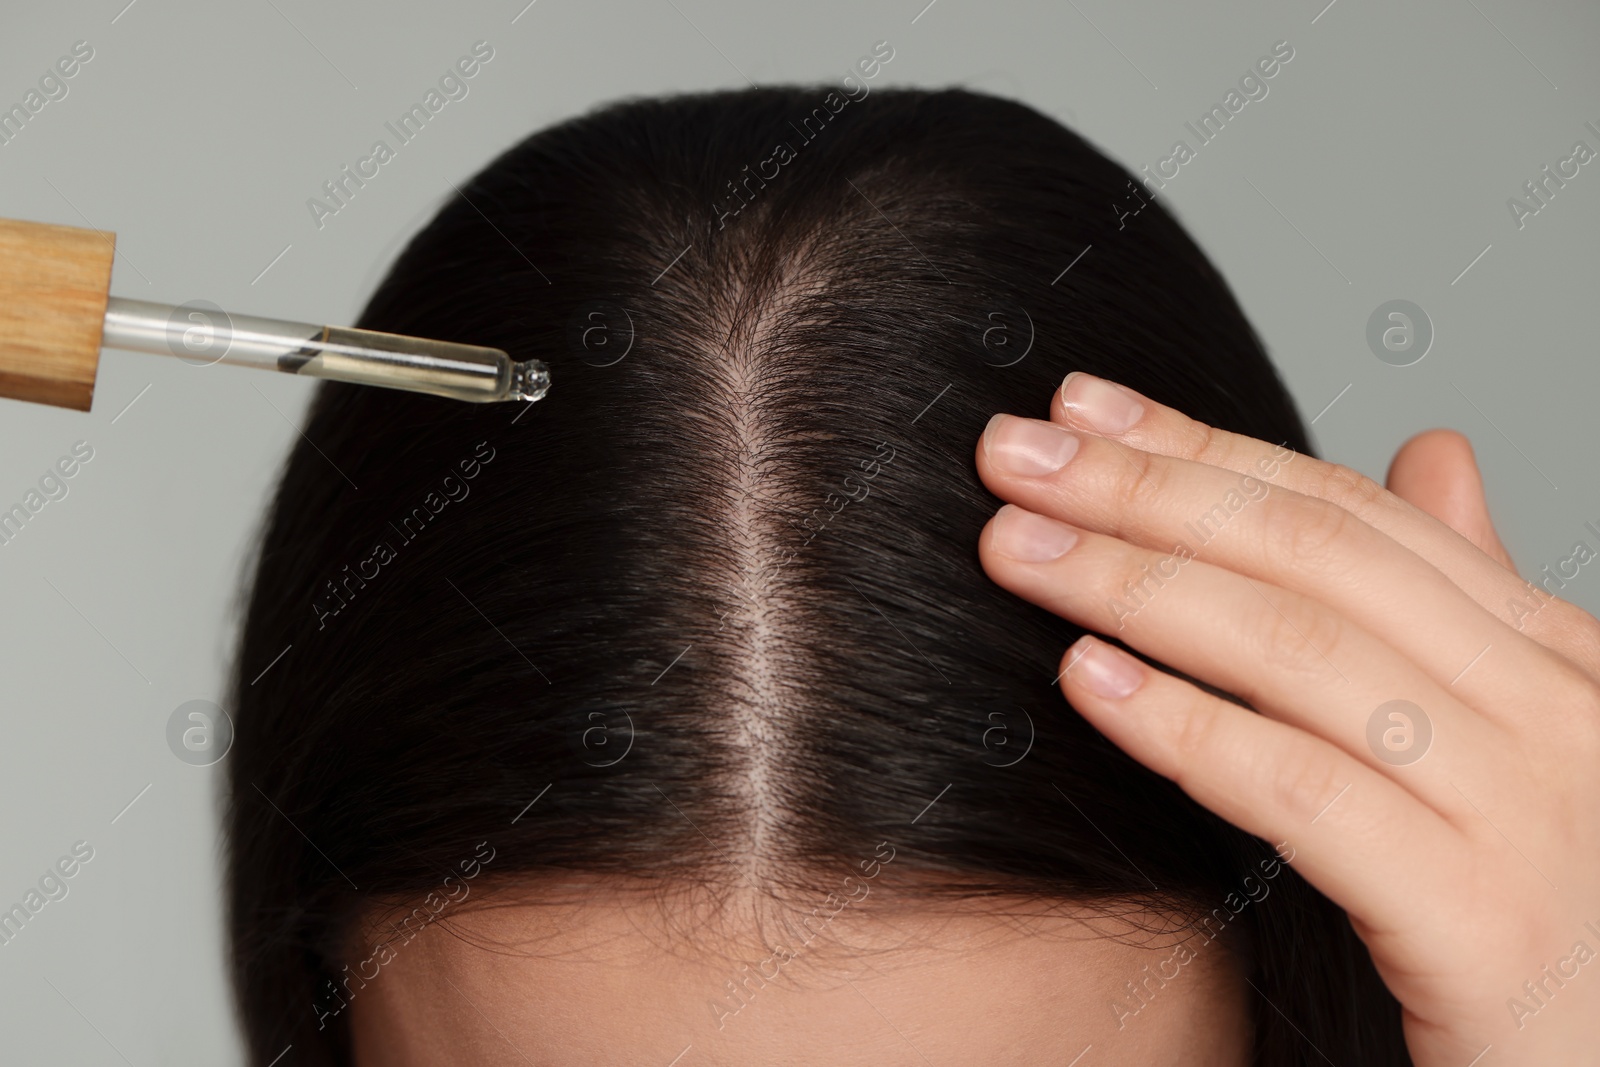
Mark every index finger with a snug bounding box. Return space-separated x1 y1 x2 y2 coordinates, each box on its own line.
1048 371 1557 640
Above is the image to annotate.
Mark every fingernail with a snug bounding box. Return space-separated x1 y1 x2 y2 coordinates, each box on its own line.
983 414 1080 477
1070 637 1145 699
990 504 1079 562
1060 372 1145 434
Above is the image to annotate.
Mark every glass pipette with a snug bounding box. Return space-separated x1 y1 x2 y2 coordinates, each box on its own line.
100 297 550 404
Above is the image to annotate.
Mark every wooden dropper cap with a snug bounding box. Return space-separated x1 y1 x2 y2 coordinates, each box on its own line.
0 217 116 411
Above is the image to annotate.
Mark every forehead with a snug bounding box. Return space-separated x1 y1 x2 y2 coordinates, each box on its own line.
345 884 1252 1066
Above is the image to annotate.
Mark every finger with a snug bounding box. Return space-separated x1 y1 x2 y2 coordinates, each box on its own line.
979 504 1502 819
1057 633 1457 945
1385 429 1515 571
976 415 1583 725
1048 371 1581 649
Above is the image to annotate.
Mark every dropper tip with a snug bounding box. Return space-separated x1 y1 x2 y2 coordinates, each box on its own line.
509 358 552 403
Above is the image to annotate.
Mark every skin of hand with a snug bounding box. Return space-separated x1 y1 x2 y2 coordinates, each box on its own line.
974 371 1600 1067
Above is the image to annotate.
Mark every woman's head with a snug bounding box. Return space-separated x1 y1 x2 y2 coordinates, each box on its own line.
226 85 1404 1064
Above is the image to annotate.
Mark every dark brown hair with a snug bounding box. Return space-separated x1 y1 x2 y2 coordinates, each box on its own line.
226 85 1406 1065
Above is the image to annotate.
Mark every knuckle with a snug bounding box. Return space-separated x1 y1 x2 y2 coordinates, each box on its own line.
1106 442 1166 514
1251 590 1349 683
1167 700 1345 828
1317 461 1389 513
1185 419 1223 466
1263 734 1350 824
1168 693 1230 778
1261 493 1356 573
1193 423 1258 487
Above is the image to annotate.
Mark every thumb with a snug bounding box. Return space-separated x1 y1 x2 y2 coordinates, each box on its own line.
1385 428 1515 572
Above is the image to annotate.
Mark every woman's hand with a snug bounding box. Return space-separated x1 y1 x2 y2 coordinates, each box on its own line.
974 371 1600 1067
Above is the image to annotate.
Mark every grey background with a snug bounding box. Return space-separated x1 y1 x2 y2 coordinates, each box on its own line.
1 0 1596 1061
